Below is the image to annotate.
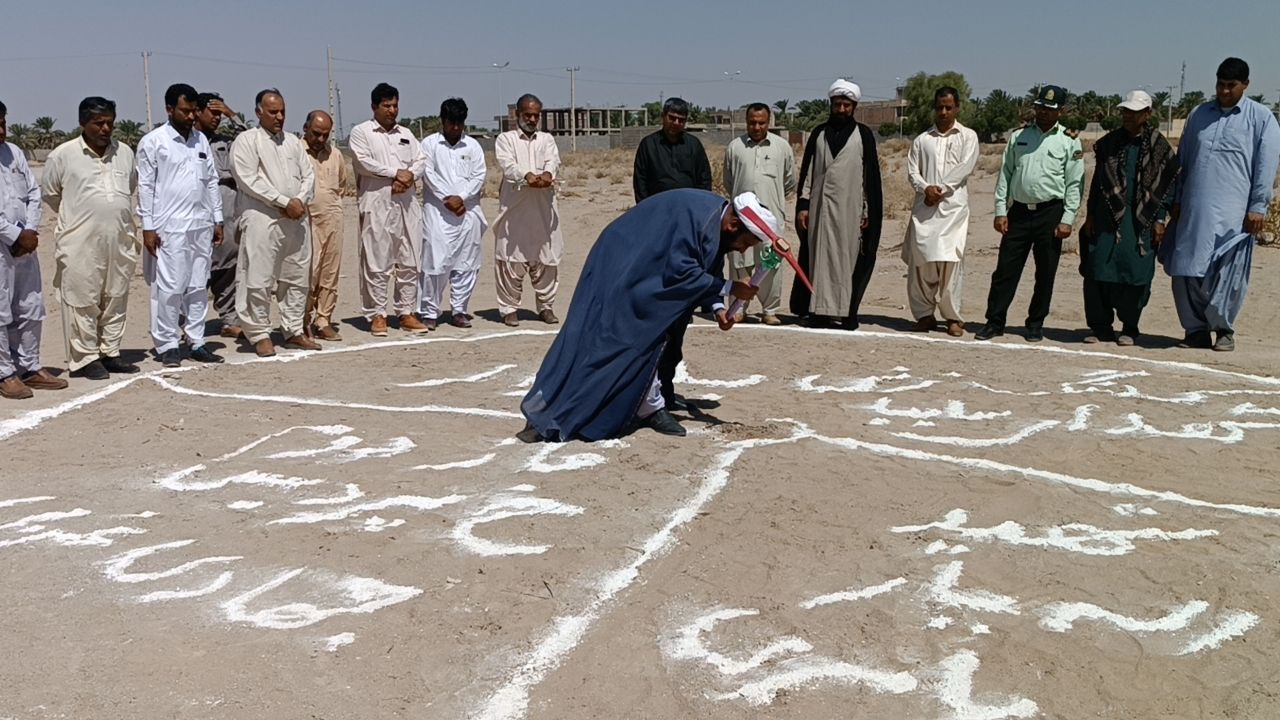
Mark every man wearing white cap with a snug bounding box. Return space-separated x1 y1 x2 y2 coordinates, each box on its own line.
1080 90 1178 346
518 189 770 442
791 79 884 329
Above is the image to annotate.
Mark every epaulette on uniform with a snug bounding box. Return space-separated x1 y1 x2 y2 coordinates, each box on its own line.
1064 128 1081 139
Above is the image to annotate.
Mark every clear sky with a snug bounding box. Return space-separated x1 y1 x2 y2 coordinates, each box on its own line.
2 0 1277 134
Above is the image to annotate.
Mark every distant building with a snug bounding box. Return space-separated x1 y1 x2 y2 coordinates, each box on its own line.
494 104 649 134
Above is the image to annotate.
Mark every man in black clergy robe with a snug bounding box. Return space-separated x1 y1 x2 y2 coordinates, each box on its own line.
518 191 779 442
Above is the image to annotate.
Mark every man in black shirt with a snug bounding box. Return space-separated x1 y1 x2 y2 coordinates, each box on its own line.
633 98 713 202
631 97 715 411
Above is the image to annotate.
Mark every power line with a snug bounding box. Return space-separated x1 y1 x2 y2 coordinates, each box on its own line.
0 51 137 63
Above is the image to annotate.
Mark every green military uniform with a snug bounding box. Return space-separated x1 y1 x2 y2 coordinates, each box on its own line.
980 85 1086 339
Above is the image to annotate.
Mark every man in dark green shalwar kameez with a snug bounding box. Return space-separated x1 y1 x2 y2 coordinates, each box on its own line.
1080 90 1179 346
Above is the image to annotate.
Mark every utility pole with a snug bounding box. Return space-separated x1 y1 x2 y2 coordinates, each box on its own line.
722 70 740 134
142 51 153 130
326 47 336 133
1166 85 1177 136
567 66 579 152
335 84 345 143
1179 61 1186 103
492 61 510 131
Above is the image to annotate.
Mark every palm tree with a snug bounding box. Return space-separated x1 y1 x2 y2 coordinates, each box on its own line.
113 120 144 148
32 116 63 150
6 123 33 150
773 98 791 127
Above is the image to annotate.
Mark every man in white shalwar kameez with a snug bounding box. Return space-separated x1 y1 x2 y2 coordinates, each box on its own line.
0 100 66 399
349 82 429 336
493 93 563 327
419 97 487 330
138 84 225 367
903 86 979 337
230 89 318 357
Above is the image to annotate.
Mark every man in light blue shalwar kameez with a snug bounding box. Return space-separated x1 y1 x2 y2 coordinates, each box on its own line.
1160 57 1280 352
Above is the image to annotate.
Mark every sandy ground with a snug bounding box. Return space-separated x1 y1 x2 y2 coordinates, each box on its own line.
1 144 1279 720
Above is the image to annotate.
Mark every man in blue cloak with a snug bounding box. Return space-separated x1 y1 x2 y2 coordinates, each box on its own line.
518 190 778 442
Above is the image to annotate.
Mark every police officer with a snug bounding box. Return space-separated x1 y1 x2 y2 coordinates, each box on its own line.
977 85 1085 342
194 93 247 339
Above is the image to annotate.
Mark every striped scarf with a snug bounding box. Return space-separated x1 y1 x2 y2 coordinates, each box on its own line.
1095 126 1178 240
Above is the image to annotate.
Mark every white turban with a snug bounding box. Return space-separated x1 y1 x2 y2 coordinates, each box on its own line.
732 192 780 244
828 79 862 102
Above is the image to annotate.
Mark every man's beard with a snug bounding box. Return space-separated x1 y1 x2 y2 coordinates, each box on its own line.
519 122 537 134
828 112 854 128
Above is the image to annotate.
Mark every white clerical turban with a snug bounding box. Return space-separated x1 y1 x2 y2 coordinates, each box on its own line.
733 192 780 243
828 79 862 101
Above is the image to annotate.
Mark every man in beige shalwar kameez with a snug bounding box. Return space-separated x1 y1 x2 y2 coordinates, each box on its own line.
230 89 317 357
302 110 351 341
40 97 141 380
791 79 884 330
492 93 563 327
348 83 428 336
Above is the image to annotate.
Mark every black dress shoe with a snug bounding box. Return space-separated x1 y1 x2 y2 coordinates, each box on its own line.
974 324 1004 341
666 395 689 412
642 409 687 437
515 424 544 443
190 345 225 364
101 356 140 374
70 359 111 380
159 349 181 368
1177 330 1213 349
1025 326 1044 342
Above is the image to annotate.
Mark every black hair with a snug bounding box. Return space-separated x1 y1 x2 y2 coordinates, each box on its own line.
516 93 542 112
196 92 222 111
78 96 116 124
934 86 962 106
164 83 198 108
0 100 7 116
371 82 399 106
745 102 771 117
1217 57 1250 83
440 97 469 123
663 97 690 116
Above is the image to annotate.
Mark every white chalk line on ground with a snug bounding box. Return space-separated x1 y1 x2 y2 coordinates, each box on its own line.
4 323 1277 446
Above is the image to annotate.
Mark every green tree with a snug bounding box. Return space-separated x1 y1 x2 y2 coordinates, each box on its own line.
1249 93 1266 104
6 123 33 150
32 116 63 149
772 99 791 127
900 70 974 135
1176 91 1206 118
113 120 144 148
878 122 898 138
642 101 662 126
972 89 1021 143
791 98 830 131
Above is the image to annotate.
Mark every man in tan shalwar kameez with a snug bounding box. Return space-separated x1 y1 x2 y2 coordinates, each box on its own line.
492 93 563 327
40 97 142 380
301 110 351 341
230 89 318 357
791 79 884 330
348 83 429 336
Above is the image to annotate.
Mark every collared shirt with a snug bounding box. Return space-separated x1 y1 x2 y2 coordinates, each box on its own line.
633 130 713 202
39 137 139 305
994 122 1085 224
1163 97 1280 276
723 132 796 222
0 142 40 247
136 122 223 233
348 119 426 213
306 143 351 219
420 132 488 274
230 127 315 215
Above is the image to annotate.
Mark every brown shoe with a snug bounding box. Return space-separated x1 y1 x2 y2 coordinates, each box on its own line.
913 316 937 332
946 320 965 337
399 314 430 333
283 335 321 351
313 324 342 341
539 309 560 325
22 368 69 391
761 313 782 326
254 339 277 357
220 324 243 339
503 312 520 327
450 313 472 329
370 315 388 337
1 374 34 399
